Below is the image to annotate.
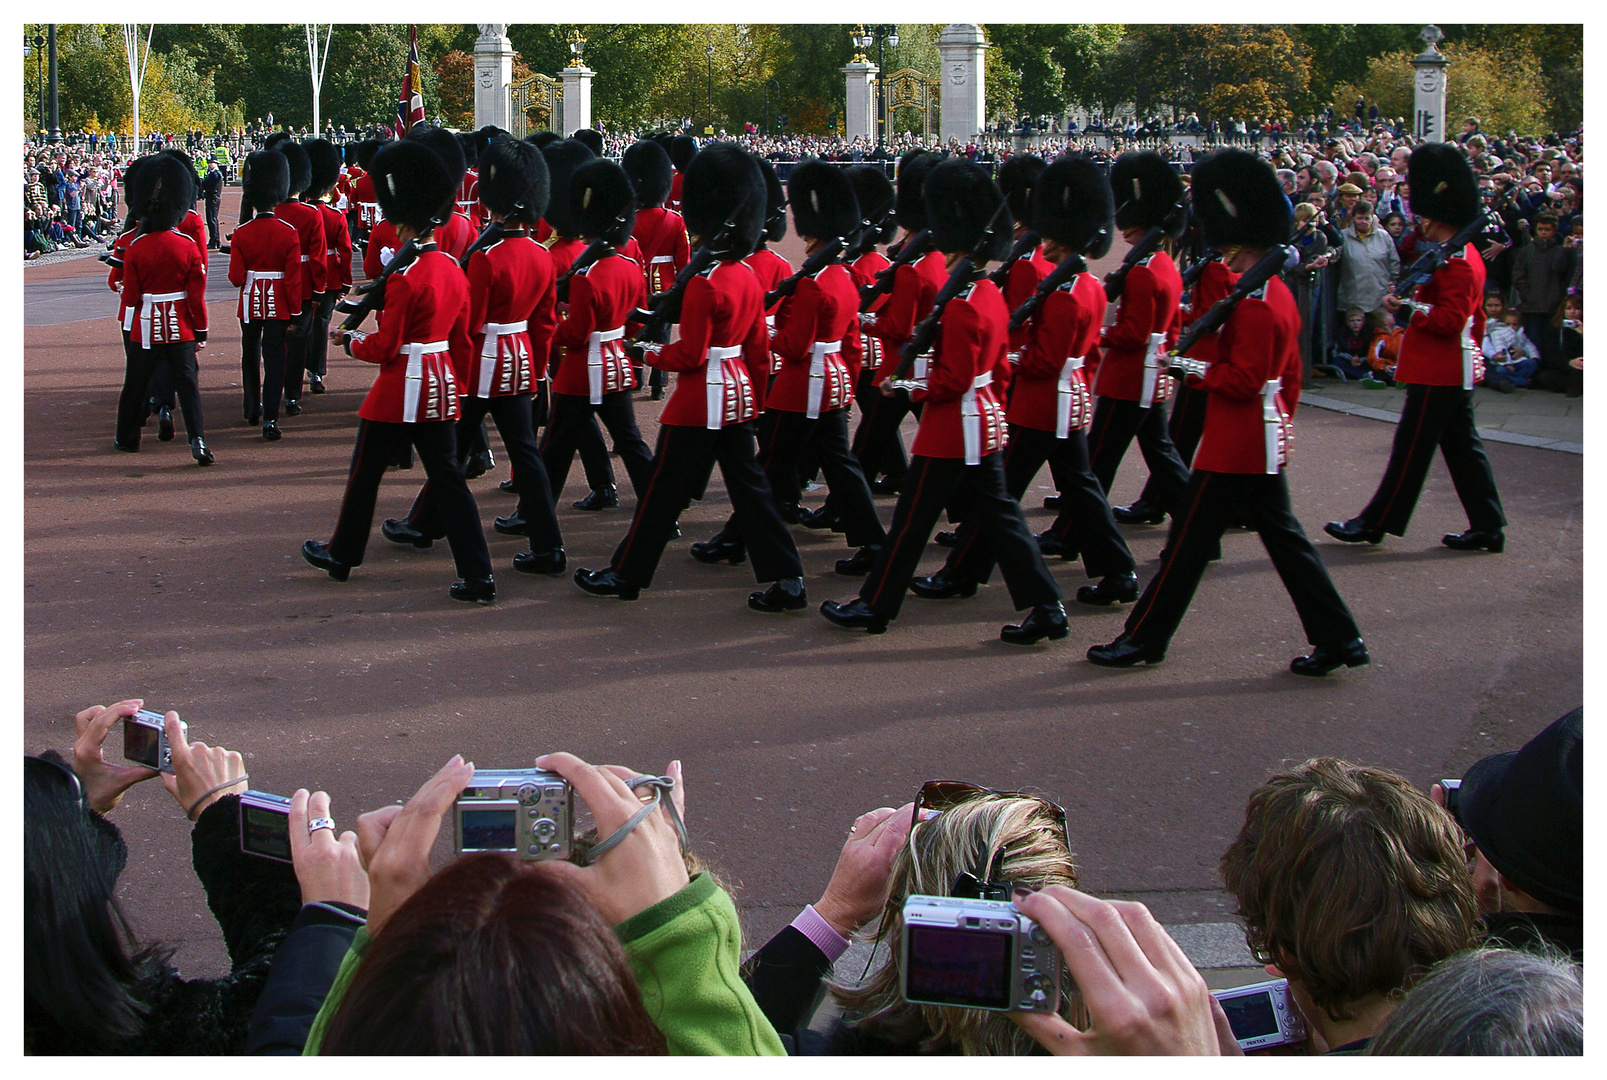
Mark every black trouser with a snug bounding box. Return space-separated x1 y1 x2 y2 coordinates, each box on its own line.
611 422 804 588
724 409 887 549
116 340 204 446
858 452 1063 621
1135 380 1208 505
407 394 562 553
948 425 1135 582
851 376 916 483
1123 470 1360 651
327 418 493 581
282 304 317 402
1086 395 1191 513
307 291 338 378
1522 313 1564 387
1356 384 1507 536
541 390 653 502
205 198 221 247
240 319 289 422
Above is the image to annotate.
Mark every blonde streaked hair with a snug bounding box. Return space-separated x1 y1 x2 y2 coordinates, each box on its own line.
830 792 1081 1054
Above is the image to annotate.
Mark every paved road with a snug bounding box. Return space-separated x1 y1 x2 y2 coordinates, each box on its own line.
23 242 1582 981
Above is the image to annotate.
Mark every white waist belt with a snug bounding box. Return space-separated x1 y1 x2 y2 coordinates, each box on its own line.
705 344 743 430
1262 377 1283 475
479 320 529 397
587 326 626 404
241 271 284 323
1460 315 1477 390
765 314 776 331
1056 355 1086 439
806 339 844 419
650 255 674 264
401 339 451 421
1139 331 1167 408
299 254 310 262
961 371 994 465
137 290 186 349
325 247 336 256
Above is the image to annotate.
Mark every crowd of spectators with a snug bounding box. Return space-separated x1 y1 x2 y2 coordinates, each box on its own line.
23 144 125 258
23 697 1581 1056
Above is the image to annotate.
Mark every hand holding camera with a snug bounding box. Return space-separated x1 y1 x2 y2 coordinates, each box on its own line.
355 754 474 937
158 715 247 821
288 788 368 910
74 698 160 813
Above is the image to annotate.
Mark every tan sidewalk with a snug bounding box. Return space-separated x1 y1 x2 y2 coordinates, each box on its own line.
1302 378 1583 454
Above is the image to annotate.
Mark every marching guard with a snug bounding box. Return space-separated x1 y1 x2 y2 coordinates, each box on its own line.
304 139 354 397
228 149 303 439
268 140 328 419
622 138 691 401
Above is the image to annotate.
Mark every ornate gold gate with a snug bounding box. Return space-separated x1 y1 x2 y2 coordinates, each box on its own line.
882 67 934 142
509 73 562 139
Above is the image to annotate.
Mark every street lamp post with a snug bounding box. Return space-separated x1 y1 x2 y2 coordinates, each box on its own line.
705 43 715 134
47 23 60 144
852 24 899 151
33 30 45 141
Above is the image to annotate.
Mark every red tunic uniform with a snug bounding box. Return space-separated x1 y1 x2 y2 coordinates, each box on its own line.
436 212 476 263
633 207 692 294
180 209 209 273
1009 271 1105 436
850 249 892 376
550 252 646 401
766 264 864 415
1395 244 1487 388
648 262 768 428
911 279 1010 462
463 232 557 396
353 172 379 231
1190 275 1301 475
863 249 947 378
456 168 482 229
316 201 354 293
274 198 329 299
107 225 140 327
348 248 473 423
1093 251 1182 405
668 171 685 214
120 230 210 347
1003 245 1052 352
1180 259 1238 365
226 212 304 322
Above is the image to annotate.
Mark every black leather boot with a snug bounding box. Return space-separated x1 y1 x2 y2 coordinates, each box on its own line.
573 567 639 600
381 518 434 549
512 548 567 576
749 576 808 612
1112 499 1164 525
1087 634 1166 667
1000 602 1069 645
1441 529 1504 553
573 486 619 511
1076 572 1139 606
690 534 747 565
301 540 351 581
909 571 978 599
1324 518 1385 545
834 546 881 576
449 575 496 604
820 598 889 634
1290 638 1370 676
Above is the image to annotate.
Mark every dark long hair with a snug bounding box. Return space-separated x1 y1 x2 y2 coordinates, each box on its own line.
319 854 668 1055
24 754 173 1051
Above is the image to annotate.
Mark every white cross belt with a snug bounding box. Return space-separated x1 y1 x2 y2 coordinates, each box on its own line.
241 271 284 323
1139 331 1167 408
137 290 186 350
1262 377 1283 475
1056 355 1086 439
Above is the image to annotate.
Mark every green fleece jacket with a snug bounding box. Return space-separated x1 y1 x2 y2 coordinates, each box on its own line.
302 872 783 1055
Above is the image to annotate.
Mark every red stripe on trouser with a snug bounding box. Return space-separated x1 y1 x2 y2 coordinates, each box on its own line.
612 429 675 572
1127 474 1210 639
1374 388 1432 528
867 460 932 610
330 420 372 546
952 437 1018 568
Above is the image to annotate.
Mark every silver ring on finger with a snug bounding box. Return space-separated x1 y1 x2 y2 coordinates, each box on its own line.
308 817 336 835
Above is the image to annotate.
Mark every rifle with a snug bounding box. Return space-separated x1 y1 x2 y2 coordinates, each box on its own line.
457 219 506 269
335 235 422 331
859 228 931 309
986 229 1042 288
764 236 845 308
1167 243 1298 370
1006 252 1088 331
843 195 897 261
554 236 613 304
1180 248 1221 290
1104 201 1187 302
627 193 754 345
1393 209 1492 299
888 200 1012 385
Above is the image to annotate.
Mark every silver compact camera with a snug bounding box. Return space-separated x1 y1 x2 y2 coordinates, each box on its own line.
1212 977 1308 1051
239 790 293 863
123 709 184 773
900 895 1062 1013
454 768 573 861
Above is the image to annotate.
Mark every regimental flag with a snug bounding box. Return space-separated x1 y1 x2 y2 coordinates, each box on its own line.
397 25 425 134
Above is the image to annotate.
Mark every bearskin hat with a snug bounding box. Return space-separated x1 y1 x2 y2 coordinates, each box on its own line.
669 134 698 171
1408 143 1481 229
572 128 605 157
680 142 766 259
303 139 341 200
263 130 293 151
753 154 787 242
846 165 897 244
277 140 312 198
540 138 597 237
895 151 942 231
1190 149 1291 251
129 153 193 233
370 140 457 232
1109 150 1184 233
354 138 384 172
787 159 860 241
477 135 549 225
526 131 561 150
621 140 674 207
406 125 466 191
1031 154 1114 258
997 153 1045 227
570 158 637 244
159 149 200 205
473 125 504 161
241 149 291 214
924 158 1011 261
455 132 478 169
652 132 675 156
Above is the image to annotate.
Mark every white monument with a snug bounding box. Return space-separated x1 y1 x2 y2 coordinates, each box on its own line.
842 59 878 143
560 65 592 135
473 24 514 131
1412 25 1451 143
938 24 988 145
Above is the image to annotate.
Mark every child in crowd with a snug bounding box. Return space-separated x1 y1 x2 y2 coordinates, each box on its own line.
1322 306 1372 380
1556 294 1583 397
1482 294 1541 392
1362 307 1404 387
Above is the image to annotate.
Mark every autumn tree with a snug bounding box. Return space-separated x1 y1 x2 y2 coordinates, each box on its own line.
433 49 475 128
1337 41 1552 137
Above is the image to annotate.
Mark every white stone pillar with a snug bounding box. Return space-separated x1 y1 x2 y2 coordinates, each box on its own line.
842 61 878 143
938 24 988 146
560 65 593 136
473 24 514 131
1412 26 1451 142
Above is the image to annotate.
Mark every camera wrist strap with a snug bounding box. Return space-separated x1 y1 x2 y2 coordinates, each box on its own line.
582 774 688 865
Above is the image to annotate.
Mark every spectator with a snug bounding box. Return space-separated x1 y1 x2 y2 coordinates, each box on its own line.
1321 307 1372 381
1371 167 1404 219
1220 758 1478 1054
1362 307 1404 387
1482 295 1541 392
1335 200 1398 326
1556 295 1583 397
1380 211 1408 249
1512 213 1576 389
1369 949 1582 1055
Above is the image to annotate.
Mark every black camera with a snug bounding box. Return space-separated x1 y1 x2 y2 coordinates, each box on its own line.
239 790 293 863
122 709 183 773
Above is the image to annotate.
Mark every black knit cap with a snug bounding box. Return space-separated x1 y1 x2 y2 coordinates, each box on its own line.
1458 707 1582 913
569 158 637 244
894 151 941 231
1407 143 1481 229
477 135 549 225
622 140 674 207
1031 154 1114 258
680 142 765 259
1109 150 1184 233
846 165 897 244
1190 149 1291 250
998 153 1045 227
788 159 859 241
540 138 596 237
370 140 456 232
241 149 290 214
924 157 1011 261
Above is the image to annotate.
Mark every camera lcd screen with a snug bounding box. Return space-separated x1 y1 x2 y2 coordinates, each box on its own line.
460 809 518 851
243 806 292 861
1221 992 1280 1040
905 925 1012 1010
123 721 160 768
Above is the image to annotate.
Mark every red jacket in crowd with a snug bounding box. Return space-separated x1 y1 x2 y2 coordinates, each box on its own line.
910 278 1009 461
1190 275 1301 475
1093 250 1181 403
348 247 472 424
766 263 863 414
1009 270 1105 437
647 261 769 429
463 230 557 396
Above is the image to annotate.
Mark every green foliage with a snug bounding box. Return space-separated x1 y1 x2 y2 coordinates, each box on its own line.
508 24 673 131
1337 42 1553 138
985 24 1123 118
